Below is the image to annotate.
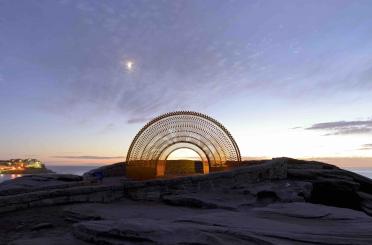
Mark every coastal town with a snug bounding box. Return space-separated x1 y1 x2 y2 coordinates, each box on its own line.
0 159 50 174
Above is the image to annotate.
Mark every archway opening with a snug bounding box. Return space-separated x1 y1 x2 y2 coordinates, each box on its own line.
154 143 210 177
166 148 202 161
162 148 206 176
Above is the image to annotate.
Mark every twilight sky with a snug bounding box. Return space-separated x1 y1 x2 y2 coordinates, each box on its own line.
1 0 372 166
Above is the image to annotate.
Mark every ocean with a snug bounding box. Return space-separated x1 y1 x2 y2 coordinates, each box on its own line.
0 165 371 183
344 168 372 179
0 165 100 183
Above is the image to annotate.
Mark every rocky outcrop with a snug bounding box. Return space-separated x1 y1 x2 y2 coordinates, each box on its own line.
83 162 126 179
0 159 287 214
122 158 287 201
1 158 372 218
0 176 123 213
31 222 54 231
285 157 372 216
72 202 372 245
64 206 103 223
0 174 84 196
2 158 372 245
160 180 312 210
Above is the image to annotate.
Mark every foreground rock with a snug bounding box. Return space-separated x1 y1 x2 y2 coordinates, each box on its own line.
1 158 372 245
0 174 84 196
83 162 126 179
285 158 372 216
0 159 286 215
72 202 372 245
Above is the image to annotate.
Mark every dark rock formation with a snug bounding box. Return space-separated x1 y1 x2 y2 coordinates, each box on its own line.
83 162 126 179
63 206 103 223
0 174 84 196
1 158 372 244
72 202 372 245
285 157 372 216
31 222 54 231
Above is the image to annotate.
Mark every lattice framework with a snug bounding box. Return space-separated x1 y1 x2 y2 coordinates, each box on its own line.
126 111 241 166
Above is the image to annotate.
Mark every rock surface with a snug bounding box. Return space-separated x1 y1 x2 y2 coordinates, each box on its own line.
83 162 126 179
31 222 54 231
0 174 84 196
72 202 372 245
286 157 372 216
1 158 372 245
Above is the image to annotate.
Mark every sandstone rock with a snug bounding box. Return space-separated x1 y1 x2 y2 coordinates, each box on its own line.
284 157 338 170
63 207 102 223
31 222 54 230
239 180 313 204
358 191 372 216
162 194 223 209
73 218 271 245
0 174 84 196
0 156 371 245
72 202 372 245
10 234 89 245
122 159 288 202
286 160 372 215
83 162 126 179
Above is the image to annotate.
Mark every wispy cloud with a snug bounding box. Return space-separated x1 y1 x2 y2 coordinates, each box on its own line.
98 123 117 134
303 157 372 167
2 1 372 125
127 117 152 124
52 155 123 160
306 119 372 135
359 144 372 150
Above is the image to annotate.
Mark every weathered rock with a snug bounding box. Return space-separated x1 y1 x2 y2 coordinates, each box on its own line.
0 180 124 214
284 157 338 170
123 159 288 201
31 222 54 230
72 202 372 245
239 180 313 204
0 174 84 196
63 207 102 223
286 158 372 214
0 157 371 244
162 194 222 209
83 162 126 179
358 191 372 216
10 234 89 245
159 179 313 211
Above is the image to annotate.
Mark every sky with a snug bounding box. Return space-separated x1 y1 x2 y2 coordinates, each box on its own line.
0 0 372 167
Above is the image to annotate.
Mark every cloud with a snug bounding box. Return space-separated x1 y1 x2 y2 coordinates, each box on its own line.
127 117 152 124
306 119 372 135
359 144 372 150
52 155 123 160
3 1 372 125
303 157 372 168
98 123 117 134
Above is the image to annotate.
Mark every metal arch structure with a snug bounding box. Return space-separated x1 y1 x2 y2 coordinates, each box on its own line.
126 111 241 168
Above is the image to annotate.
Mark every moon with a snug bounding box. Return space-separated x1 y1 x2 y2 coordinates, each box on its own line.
126 61 134 71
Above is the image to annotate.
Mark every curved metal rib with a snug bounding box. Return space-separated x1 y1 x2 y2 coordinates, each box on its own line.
126 111 241 167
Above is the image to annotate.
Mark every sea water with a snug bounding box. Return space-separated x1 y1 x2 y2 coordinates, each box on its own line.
0 165 100 183
0 165 372 183
344 167 372 179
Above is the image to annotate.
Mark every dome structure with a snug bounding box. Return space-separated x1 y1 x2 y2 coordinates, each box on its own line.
126 111 241 169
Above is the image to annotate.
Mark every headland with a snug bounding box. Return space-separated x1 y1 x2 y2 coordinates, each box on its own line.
0 159 53 174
